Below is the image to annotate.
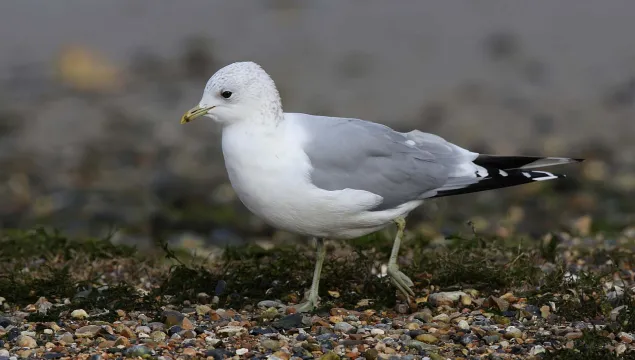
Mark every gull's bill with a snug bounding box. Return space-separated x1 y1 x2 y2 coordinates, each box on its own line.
180 105 214 124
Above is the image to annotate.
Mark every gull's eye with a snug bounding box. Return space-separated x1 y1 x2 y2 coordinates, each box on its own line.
221 90 232 99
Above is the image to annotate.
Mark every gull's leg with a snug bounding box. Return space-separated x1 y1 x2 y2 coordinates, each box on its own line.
294 237 326 312
387 217 415 300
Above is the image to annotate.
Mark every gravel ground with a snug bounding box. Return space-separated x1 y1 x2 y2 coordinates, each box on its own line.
2 226 635 359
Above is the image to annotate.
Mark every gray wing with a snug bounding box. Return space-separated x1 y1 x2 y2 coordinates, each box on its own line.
295 114 478 211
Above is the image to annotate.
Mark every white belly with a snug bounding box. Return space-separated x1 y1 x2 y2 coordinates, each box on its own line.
220 121 419 239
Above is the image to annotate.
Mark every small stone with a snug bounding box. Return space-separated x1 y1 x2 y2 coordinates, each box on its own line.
0 317 12 327
618 332 634 343
565 332 583 340
428 291 468 306
236 348 248 356
218 325 246 336
319 351 340 360
460 295 472 306
370 328 384 335
98 340 114 349
119 326 135 339
197 292 211 303
483 335 500 344
334 322 355 333
415 334 438 343
150 331 166 342
167 325 182 336
617 343 627 356
492 315 511 325
114 336 130 347
181 317 194 330
59 332 74 344
196 305 212 316
363 348 378 360
485 296 509 312
271 313 304 330
16 335 37 348
404 340 428 351
272 350 291 360
460 334 478 346
257 300 283 308
162 310 185 328
411 310 433 323
75 325 102 338
70 309 89 320
261 339 281 351
395 303 409 314
540 305 551 318
126 345 152 357
504 326 522 339
530 345 546 355
182 330 196 339
182 348 197 357
0 349 9 357
457 320 470 330
432 313 449 322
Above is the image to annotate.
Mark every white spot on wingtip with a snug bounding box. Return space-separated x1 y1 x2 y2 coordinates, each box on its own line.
532 171 558 181
499 170 508 177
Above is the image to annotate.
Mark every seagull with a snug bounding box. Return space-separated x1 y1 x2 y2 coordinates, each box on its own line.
180 61 582 311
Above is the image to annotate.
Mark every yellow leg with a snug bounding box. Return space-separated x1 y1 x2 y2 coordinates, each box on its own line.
387 217 415 300
294 238 326 312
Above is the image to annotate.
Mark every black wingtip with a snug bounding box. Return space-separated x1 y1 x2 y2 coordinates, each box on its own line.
573 158 585 162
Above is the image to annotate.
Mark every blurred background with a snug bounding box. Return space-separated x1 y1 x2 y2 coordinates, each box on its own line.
0 1 633 249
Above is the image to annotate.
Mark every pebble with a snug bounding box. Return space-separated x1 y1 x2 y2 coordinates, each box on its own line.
370 328 384 335
16 335 37 348
59 332 74 344
428 291 468 306
457 319 470 330
618 332 634 343
75 325 102 338
483 335 500 344
196 304 212 315
564 332 583 340
404 340 429 351
261 339 281 351
218 325 246 336
334 322 355 333
460 334 478 345
530 345 546 355
432 313 449 322
162 310 185 328
504 326 522 339
70 309 89 320
151 331 167 342
363 348 378 360
126 345 152 357
415 334 438 343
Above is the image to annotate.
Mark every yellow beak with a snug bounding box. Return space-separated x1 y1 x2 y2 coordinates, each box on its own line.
180 105 214 124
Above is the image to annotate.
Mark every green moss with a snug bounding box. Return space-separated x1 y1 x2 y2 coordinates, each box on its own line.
545 330 635 359
527 263 614 322
0 226 138 261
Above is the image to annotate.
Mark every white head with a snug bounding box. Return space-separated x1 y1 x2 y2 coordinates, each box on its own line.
180 61 283 126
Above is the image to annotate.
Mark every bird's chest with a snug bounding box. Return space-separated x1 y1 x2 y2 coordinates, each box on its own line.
221 127 311 223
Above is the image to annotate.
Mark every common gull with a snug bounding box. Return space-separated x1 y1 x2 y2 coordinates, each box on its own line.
180 61 582 311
